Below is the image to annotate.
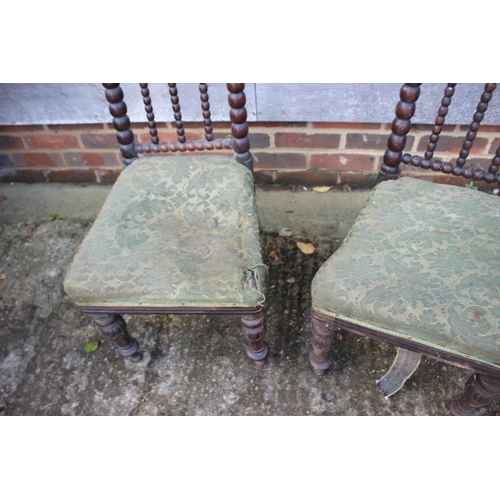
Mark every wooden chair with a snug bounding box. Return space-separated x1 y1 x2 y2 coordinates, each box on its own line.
64 84 269 368
310 83 500 415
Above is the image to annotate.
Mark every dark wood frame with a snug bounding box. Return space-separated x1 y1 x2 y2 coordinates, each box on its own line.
80 83 268 368
103 83 254 171
311 83 500 415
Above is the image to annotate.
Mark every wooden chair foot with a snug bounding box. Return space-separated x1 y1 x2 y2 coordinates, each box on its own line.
309 362 329 377
449 373 500 416
238 309 269 368
310 309 337 376
85 312 143 362
246 342 269 368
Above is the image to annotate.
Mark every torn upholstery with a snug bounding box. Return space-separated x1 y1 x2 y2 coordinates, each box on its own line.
64 155 266 308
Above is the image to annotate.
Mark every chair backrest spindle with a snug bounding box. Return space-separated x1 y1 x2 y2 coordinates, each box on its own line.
379 83 421 181
103 83 137 166
168 83 186 144
456 83 496 168
140 83 159 145
199 83 214 141
424 83 456 160
379 83 500 186
227 83 253 171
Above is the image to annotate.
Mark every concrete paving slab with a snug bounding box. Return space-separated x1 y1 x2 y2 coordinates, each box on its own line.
0 183 499 415
0 182 370 238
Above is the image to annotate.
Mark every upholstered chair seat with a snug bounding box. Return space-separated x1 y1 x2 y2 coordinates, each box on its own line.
64 155 266 309
312 177 500 371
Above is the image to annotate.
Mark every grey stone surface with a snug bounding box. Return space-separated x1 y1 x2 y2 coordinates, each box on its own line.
0 83 258 125
2 83 499 126
0 183 499 416
255 83 500 124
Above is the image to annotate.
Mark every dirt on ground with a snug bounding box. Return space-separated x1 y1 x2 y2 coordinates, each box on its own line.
1 208 498 415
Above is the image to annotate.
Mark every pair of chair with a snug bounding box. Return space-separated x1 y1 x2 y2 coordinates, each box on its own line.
64 83 500 416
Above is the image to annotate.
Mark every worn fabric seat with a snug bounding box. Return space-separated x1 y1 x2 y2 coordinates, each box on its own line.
312 177 500 370
64 154 266 309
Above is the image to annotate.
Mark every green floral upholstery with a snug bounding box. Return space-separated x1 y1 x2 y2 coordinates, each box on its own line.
64 155 266 308
312 177 500 369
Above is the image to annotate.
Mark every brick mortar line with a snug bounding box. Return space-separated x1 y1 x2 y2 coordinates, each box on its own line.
4 166 380 173
4 167 490 178
251 146 497 157
0 125 385 135
268 132 276 148
0 166 119 171
305 151 311 170
2 121 499 129
253 167 382 172
2 144 496 157
484 136 496 153
2 126 499 136
2 145 382 154
70 123 500 129
338 131 347 149
76 133 85 149
6 164 484 175
1 148 122 154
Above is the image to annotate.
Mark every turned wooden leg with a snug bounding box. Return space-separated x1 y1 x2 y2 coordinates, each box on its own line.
309 308 338 376
85 312 143 363
449 373 500 416
238 309 269 368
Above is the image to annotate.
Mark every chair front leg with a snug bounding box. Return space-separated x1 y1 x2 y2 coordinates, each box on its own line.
449 373 500 416
85 312 143 363
309 308 338 376
238 309 269 368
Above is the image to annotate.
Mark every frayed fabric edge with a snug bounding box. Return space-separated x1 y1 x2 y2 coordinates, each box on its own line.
244 263 268 307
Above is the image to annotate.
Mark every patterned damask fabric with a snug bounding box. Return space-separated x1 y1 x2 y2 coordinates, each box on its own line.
313 177 500 369
64 155 266 308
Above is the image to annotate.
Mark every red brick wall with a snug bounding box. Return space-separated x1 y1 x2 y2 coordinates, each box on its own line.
1 122 499 187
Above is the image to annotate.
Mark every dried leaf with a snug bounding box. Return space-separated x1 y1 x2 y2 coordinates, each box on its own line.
0 274 6 280
278 236 286 243
279 228 292 237
269 250 279 261
301 229 311 237
286 277 296 284
312 186 332 193
296 242 316 254
84 340 100 353
0 195 7 203
35 368 41 375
